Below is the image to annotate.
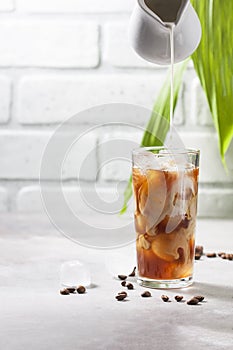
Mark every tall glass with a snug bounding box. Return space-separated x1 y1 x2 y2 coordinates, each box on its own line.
132 147 199 289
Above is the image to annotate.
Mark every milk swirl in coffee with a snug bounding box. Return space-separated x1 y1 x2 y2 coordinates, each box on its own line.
133 164 198 281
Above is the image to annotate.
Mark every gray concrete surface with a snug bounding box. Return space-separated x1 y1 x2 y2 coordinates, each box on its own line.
1 214 233 350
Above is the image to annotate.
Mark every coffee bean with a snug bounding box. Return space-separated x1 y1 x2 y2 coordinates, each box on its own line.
141 291 151 298
129 266 136 277
118 275 127 281
121 281 127 287
60 289 70 295
77 286 86 294
187 298 199 305
195 245 204 256
161 295 169 302
195 254 201 260
206 252 217 258
66 287 76 294
221 254 227 259
175 295 183 302
115 294 127 301
126 283 134 290
218 252 225 257
118 291 127 297
226 254 233 261
194 295 205 302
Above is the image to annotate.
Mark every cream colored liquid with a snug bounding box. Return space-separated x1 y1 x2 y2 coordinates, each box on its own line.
165 23 175 142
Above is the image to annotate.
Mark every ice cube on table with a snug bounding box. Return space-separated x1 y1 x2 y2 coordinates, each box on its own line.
60 260 91 288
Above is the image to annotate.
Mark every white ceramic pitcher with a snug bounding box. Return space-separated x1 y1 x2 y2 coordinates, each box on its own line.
129 0 202 65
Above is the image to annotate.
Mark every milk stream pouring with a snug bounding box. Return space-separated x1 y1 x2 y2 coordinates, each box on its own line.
129 0 202 141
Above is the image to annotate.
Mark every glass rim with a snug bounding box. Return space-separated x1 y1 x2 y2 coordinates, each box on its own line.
132 146 200 156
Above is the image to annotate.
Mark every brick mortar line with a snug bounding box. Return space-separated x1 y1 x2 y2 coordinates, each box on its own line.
0 65 164 77
0 126 218 133
0 13 133 20
1 180 233 187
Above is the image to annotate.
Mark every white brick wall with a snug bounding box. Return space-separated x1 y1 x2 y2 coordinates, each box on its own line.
198 188 233 218
0 131 50 179
0 0 14 11
98 129 141 181
0 20 99 67
104 23 155 68
0 130 97 180
0 187 8 211
0 0 231 218
225 140 233 171
191 78 213 126
17 73 166 124
17 0 135 13
17 185 123 214
180 132 233 183
0 77 11 123
17 186 43 212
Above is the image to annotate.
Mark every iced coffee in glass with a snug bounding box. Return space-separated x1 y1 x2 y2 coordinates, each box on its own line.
132 147 199 288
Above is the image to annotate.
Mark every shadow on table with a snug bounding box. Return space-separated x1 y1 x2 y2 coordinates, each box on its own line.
189 281 233 302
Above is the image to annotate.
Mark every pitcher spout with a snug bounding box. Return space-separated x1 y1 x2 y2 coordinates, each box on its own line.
139 0 190 25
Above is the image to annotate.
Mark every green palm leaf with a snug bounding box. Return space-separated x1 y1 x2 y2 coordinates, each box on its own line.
191 0 233 162
120 61 188 214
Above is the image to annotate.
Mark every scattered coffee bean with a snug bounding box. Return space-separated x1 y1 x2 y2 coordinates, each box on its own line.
220 253 233 260
194 295 205 302
77 286 86 294
115 294 127 301
141 291 151 298
121 281 127 287
118 291 127 297
126 283 134 290
206 252 217 258
195 254 201 260
161 295 169 302
187 297 199 305
195 245 204 256
118 275 127 281
129 266 137 277
66 287 76 294
218 252 225 257
175 295 183 302
60 288 70 295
